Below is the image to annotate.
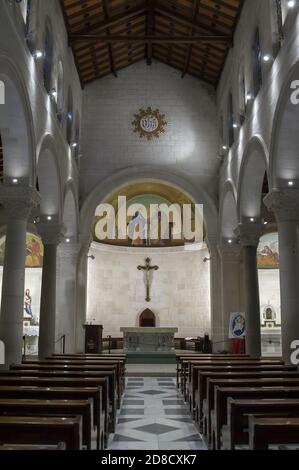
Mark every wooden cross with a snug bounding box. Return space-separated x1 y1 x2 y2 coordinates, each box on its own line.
137 257 159 302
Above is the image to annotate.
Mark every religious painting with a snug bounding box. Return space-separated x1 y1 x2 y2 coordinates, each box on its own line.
92 182 204 248
0 232 43 267
257 233 279 269
228 312 246 338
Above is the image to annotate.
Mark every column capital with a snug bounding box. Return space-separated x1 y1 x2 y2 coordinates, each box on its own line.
234 223 262 247
37 223 65 245
264 188 299 222
0 186 41 221
219 243 241 262
58 243 82 261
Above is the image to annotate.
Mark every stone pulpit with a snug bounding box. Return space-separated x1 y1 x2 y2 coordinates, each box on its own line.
120 327 178 353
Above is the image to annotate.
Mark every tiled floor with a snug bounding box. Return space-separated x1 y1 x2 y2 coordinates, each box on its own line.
108 377 207 450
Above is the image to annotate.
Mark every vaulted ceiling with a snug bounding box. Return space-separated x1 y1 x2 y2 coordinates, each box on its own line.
60 0 244 87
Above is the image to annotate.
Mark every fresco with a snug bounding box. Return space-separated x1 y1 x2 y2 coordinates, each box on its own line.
0 233 43 268
257 232 279 269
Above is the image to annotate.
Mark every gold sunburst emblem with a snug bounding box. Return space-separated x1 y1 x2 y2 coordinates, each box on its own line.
132 107 167 140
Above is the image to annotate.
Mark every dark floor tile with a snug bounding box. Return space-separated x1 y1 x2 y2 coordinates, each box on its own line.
113 434 144 442
123 400 144 406
162 400 184 405
164 408 189 415
134 423 179 435
120 408 145 416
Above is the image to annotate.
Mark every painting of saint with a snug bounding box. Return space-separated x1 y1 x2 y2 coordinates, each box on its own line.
257 233 279 269
128 210 147 246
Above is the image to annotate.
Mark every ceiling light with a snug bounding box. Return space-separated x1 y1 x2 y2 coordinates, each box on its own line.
263 54 271 62
228 239 233 244
250 217 255 222
71 142 78 148
12 178 18 184
233 123 238 128
47 216 52 221
34 50 43 59
66 238 71 243
288 1 296 7
246 93 253 101
222 145 228 150
288 181 295 186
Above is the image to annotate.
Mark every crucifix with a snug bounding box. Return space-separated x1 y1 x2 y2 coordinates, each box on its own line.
137 257 159 302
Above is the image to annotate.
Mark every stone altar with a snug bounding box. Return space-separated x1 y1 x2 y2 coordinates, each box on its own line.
120 327 178 352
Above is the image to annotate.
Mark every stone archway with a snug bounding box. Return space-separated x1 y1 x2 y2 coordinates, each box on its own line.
139 309 156 327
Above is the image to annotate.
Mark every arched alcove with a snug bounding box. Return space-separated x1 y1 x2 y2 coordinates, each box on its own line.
139 309 156 327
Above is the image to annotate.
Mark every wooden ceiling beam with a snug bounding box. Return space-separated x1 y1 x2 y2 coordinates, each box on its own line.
102 0 117 77
146 0 154 65
70 34 232 44
71 4 147 35
182 0 200 78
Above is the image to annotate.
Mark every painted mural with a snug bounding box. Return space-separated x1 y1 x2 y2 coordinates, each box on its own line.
257 232 279 269
0 233 43 268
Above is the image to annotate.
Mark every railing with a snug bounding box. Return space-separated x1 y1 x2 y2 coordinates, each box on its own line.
55 334 66 354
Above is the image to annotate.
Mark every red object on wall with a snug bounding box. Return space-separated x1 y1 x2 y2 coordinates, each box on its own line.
231 338 245 354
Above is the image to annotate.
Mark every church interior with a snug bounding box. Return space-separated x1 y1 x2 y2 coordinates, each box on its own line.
0 0 299 453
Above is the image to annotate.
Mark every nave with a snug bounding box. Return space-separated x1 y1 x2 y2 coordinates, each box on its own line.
109 376 206 451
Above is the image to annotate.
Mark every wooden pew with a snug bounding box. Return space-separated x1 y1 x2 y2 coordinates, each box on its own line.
5 369 115 433
223 398 299 450
195 369 299 428
0 386 105 449
213 386 299 450
182 359 284 401
0 442 66 450
206 377 299 445
21 360 124 402
175 355 249 390
0 368 116 426
249 416 299 450
0 416 81 450
0 376 109 444
0 398 91 449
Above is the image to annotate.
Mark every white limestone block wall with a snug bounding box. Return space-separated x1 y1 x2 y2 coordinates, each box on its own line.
86 243 211 339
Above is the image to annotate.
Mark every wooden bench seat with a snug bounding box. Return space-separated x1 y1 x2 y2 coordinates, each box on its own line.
205 378 299 445
0 385 105 449
0 398 92 449
0 416 81 450
2 373 114 433
222 398 299 450
194 370 299 429
248 416 299 450
213 386 299 450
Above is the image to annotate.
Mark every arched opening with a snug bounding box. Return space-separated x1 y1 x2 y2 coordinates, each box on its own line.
66 87 73 145
228 92 234 148
43 23 54 94
0 61 34 184
220 186 238 240
139 309 156 327
252 28 263 97
56 61 64 117
85 179 211 343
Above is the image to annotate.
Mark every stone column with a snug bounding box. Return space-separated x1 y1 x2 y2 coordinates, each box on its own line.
235 223 262 357
208 241 223 351
219 243 243 352
0 187 40 367
75 243 90 352
264 189 299 363
38 224 63 358
56 242 81 353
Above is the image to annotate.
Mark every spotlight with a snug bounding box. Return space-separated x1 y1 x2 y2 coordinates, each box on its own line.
228 239 233 244
288 0 296 8
47 216 52 221
263 54 271 62
222 145 228 151
12 178 18 184
233 123 238 128
250 217 255 222
66 238 71 243
49 88 57 99
246 93 253 101
33 50 43 59
288 181 295 187
71 142 78 148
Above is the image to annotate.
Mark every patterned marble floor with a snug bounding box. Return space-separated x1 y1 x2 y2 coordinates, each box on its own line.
108 377 207 450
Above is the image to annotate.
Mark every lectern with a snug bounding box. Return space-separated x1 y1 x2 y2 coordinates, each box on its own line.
83 324 103 354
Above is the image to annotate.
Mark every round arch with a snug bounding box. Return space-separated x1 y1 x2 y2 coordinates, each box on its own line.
36 134 62 219
79 166 218 245
270 60 299 187
220 181 238 239
237 136 269 221
62 183 79 239
0 53 35 184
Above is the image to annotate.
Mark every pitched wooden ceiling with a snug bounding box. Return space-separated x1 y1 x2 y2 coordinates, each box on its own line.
60 0 244 87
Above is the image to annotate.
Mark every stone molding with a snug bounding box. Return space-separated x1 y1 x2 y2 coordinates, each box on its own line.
37 223 65 245
0 186 41 221
264 189 299 222
234 223 263 247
